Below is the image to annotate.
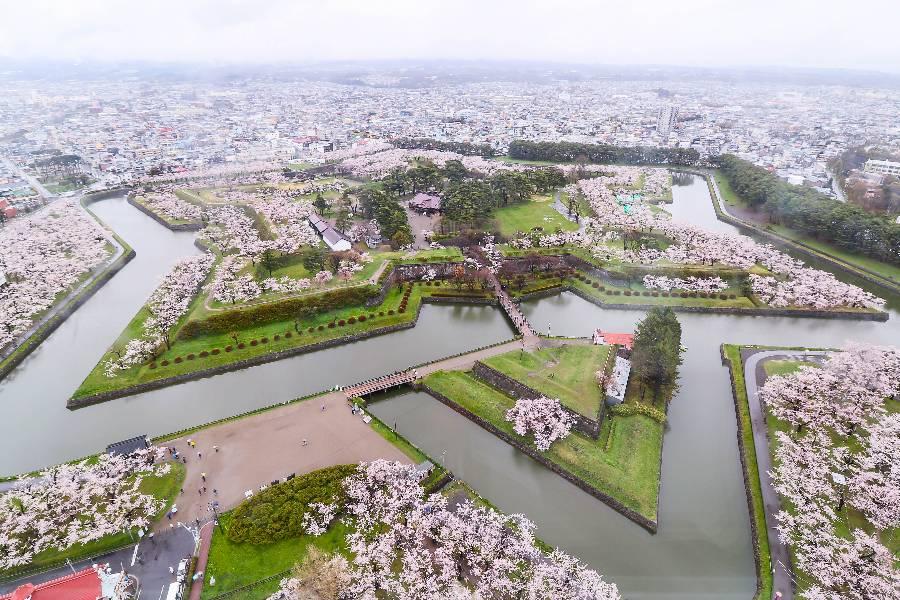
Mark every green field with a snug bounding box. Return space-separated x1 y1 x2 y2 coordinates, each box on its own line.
73 285 421 399
481 344 610 417
200 514 349 600
424 370 662 522
493 194 579 237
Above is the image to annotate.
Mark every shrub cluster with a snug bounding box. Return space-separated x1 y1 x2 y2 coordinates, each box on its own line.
609 402 668 424
227 464 355 544
179 286 378 339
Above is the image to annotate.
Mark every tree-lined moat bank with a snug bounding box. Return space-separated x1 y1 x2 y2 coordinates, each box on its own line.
1 174 897 600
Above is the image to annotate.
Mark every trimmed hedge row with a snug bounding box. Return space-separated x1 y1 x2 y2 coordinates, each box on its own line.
178 286 379 339
226 464 356 545
609 402 667 424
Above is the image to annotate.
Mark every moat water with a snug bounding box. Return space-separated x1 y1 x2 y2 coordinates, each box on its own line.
1 174 897 599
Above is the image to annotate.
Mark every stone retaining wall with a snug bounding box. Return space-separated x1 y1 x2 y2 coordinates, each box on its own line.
471 362 600 438
127 195 203 231
421 384 658 533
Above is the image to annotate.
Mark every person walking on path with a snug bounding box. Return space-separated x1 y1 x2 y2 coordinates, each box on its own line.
197 451 202 459
213 445 219 453
201 472 207 482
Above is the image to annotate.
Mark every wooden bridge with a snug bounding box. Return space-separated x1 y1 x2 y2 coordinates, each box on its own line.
489 273 536 338
343 370 417 399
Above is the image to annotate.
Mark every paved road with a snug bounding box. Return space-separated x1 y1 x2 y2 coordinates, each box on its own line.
741 348 829 600
1 156 55 199
0 526 195 599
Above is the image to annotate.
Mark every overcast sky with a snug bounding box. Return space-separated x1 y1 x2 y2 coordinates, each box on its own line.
1 0 898 72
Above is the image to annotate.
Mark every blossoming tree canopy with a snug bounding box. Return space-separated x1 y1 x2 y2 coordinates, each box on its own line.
283 460 620 600
104 253 214 376
505 396 574 451
0 448 170 570
0 199 111 349
760 343 900 598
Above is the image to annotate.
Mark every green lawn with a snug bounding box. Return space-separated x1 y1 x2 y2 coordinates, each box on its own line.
722 345 773 600
424 370 662 522
493 195 578 237
1 461 186 580
74 285 422 399
481 345 610 418
200 514 349 600
761 359 817 377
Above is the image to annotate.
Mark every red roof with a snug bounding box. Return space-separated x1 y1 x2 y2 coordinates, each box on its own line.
1 567 101 600
595 331 634 350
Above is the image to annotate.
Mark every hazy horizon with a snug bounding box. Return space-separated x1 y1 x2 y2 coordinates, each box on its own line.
1 0 898 74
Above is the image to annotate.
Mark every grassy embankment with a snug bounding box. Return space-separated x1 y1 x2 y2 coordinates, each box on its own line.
481 344 609 418
423 369 663 523
74 284 424 399
712 171 900 286
0 461 185 581
721 344 774 600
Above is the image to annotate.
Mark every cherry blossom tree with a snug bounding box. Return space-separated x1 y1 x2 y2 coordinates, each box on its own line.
505 396 574 451
270 460 620 600
0 448 170 569
104 253 213 375
0 200 111 349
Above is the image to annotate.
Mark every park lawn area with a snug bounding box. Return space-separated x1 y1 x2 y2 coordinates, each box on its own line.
73 286 422 399
722 345 773 600
493 195 578 237
2 461 186 580
481 345 610 418
378 246 465 264
424 370 662 522
762 359 818 377
713 171 750 209
200 514 349 600
286 162 315 171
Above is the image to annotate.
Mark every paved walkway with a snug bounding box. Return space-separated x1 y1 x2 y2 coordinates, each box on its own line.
187 522 214 600
741 348 829 600
159 391 412 529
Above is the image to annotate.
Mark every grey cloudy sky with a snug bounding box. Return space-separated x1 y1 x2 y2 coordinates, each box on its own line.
1 0 898 72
